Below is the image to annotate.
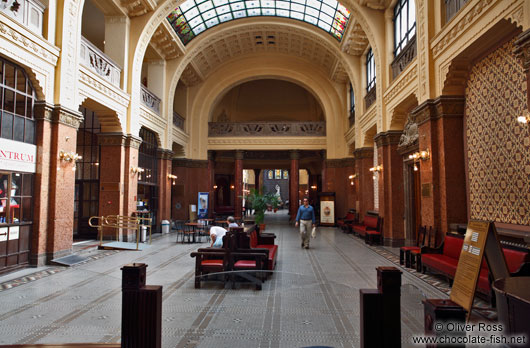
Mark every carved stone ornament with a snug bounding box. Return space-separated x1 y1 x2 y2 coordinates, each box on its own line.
398 117 419 148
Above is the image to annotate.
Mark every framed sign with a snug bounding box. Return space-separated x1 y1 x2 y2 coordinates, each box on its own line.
198 192 209 219
318 192 335 226
450 220 508 319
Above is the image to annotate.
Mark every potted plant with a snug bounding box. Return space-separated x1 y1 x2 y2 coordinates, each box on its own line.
245 188 278 231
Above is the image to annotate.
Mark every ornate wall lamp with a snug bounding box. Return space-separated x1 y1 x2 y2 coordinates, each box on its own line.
348 174 357 186
168 174 177 185
517 111 530 124
369 166 382 180
59 150 82 171
130 166 145 175
213 185 218 189
408 148 430 171
310 185 317 190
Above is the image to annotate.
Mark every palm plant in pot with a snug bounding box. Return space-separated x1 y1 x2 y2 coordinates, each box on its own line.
245 188 279 231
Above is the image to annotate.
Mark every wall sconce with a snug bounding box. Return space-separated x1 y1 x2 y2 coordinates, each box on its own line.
59 150 82 163
130 167 145 175
369 165 382 173
517 111 530 124
310 185 317 190
213 185 218 189
168 174 177 185
408 148 430 171
230 185 235 189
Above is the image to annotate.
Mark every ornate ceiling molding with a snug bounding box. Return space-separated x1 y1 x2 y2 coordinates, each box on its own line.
151 21 183 60
342 21 369 56
120 0 156 17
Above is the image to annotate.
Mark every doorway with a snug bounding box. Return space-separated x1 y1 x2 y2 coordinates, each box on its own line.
404 159 421 245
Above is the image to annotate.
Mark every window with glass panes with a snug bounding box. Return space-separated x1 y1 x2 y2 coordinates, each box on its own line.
0 58 35 144
0 173 33 224
393 0 416 56
74 108 100 236
349 83 355 115
139 128 158 185
366 48 375 92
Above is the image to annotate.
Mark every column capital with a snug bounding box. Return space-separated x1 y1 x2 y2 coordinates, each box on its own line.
207 150 215 161
290 150 300 160
98 133 127 146
125 135 142 149
353 147 374 159
157 148 174 160
235 150 245 160
514 29 530 72
34 103 83 129
411 96 465 125
34 101 54 122
374 131 403 147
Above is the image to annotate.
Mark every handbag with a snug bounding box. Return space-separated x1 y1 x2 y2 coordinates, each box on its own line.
311 226 317 238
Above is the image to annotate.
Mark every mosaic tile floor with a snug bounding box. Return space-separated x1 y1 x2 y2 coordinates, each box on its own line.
0 211 451 348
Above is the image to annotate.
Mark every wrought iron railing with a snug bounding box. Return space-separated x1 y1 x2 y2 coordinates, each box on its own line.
208 121 326 137
173 112 185 130
80 36 121 88
364 87 376 109
444 0 469 23
140 85 161 115
391 35 416 80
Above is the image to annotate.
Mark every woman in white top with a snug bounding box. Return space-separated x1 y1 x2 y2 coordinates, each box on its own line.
209 226 227 247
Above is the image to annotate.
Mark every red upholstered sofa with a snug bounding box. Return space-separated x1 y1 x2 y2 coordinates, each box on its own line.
337 210 358 232
352 214 382 244
250 230 278 271
421 234 530 300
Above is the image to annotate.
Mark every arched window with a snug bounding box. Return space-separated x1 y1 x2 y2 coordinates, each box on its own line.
393 0 416 56
0 58 36 144
366 48 375 92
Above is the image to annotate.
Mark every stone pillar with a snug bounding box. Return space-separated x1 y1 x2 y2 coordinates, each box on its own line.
514 29 530 111
208 151 215 218
33 104 83 264
234 150 244 218
123 136 141 219
354 148 375 220
375 131 405 247
157 149 173 226
104 16 129 89
411 96 467 242
289 150 300 220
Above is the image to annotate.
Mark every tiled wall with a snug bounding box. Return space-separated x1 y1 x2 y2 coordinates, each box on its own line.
465 38 530 226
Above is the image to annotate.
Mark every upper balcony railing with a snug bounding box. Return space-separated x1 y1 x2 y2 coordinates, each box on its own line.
141 85 161 115
173 112 185 130
80 36 121 88
0 0 45 36
391 35 416 80
208 121 326 137
364 86 376 110
444 0 469 23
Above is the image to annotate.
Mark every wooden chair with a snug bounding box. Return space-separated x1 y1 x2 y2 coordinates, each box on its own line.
399 225 427 267
225 232 267 290
190 247 229 289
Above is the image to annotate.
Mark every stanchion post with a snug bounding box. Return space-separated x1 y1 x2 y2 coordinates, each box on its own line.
423 299 466 348
121 263 162 348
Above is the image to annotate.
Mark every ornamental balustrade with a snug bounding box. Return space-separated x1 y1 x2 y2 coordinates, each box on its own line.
173 112 185 130
141 85 161 115
80 36 121 88
391 35 416 80
208 122 326 137
364 87 377 110
0 0 45 36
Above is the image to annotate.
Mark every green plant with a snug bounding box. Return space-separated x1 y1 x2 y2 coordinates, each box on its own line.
245 188 279 225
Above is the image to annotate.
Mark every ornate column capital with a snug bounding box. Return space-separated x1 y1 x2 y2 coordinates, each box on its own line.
125 135 142 149
353 147 374 159
98 133 127 146
34 101 54 122
514 29 530 73
157 148 174 160
411 96 465 125
374 131 403 147
235 150 245 160
290 150 300 160
51 105 83 130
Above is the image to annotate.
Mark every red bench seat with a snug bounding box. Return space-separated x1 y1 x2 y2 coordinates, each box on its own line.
353 215 379 237
250 231 277 270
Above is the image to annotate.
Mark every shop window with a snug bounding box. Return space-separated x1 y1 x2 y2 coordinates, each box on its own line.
0 173 33 224
0 58 36 145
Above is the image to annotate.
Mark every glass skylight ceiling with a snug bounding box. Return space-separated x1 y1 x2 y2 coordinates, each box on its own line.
167 0 350 45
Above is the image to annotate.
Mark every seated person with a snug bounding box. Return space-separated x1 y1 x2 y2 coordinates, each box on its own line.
209 226 227 248
227 216 239 229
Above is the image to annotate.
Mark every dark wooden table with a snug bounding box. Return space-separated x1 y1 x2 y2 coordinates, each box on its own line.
493 277 530 343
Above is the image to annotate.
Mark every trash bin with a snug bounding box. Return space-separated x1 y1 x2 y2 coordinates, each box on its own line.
141 225 147 242
161 220 170 234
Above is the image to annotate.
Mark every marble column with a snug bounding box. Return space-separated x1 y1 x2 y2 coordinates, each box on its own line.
234 150 244 218
208 151 215 218
354 148 375 220
157 149 173 226
289 150 300 221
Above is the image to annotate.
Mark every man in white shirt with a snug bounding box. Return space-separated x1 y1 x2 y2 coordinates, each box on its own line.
209 226 227 248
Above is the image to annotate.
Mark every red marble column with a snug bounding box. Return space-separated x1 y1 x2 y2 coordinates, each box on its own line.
123 136 140 219
157 149 173 226
234 150 244 218
354 148 375 220
208 151 215 218
289 150 300 221
412 97 467 243
32 104 83 264
375 131 404 246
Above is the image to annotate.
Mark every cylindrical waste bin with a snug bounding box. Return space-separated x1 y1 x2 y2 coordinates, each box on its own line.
141 225 147 242
161 220 170 234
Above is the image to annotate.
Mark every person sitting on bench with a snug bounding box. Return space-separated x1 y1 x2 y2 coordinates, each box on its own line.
227 216 239 229
210 226 228 248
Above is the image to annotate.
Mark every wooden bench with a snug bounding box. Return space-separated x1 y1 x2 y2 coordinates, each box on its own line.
352 213 382 245
337 209 358 233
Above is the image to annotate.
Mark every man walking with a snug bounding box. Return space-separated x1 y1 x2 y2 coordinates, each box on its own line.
295 197 316 249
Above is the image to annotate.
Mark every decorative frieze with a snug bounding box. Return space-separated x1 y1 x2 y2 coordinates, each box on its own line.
208 137 326 146
325 158 355 168
98 133 127 146
125 135 142 149
120 0 156 17
374 131 403 147
411 96 465 125
208 122 326 137
51 105 83 129
34 101 54 122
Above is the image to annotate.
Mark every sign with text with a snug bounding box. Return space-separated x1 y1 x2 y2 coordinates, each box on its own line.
197 192 208 219
0 138 37 173
449 220 490 318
